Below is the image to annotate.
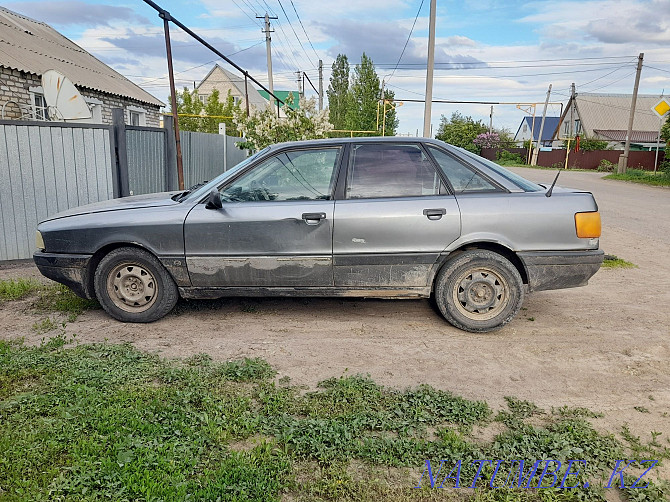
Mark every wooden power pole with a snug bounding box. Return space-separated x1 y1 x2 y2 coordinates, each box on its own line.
618 53 644 174
531 84 552 166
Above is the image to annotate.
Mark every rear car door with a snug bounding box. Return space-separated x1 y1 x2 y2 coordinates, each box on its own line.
333 142 461 288
184 146 341 287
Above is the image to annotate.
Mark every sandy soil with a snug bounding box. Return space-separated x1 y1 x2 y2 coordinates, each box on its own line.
2 168 669 453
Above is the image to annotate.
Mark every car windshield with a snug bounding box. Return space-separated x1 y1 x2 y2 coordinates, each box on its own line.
178 147 270 202
455 148 544 192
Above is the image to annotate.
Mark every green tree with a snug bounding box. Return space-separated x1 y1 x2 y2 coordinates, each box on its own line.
169 88 241 135
169 87 202 132
233 95 333 151
661 115 670 148
495 127 517 149
327 54 350 130
435 112 488 153
346 53 381 133
380 88 399 136
202 89 242 135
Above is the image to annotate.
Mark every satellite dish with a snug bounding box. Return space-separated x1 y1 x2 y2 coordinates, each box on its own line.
41 69 91 121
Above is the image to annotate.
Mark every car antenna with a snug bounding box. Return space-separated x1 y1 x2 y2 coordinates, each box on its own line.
545 169 561 197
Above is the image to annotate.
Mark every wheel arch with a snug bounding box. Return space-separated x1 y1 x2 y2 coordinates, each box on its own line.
85 242 161 299
434 241 529 292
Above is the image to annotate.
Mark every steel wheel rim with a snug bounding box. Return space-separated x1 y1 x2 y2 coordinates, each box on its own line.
107 262 158 313
451 266 509 321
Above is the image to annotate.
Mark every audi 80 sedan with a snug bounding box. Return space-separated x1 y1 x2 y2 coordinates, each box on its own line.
34 137 603 332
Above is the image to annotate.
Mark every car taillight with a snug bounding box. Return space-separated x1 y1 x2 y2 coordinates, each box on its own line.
575 212 601 238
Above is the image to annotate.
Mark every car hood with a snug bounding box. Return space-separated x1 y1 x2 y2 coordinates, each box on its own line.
42 192 181 222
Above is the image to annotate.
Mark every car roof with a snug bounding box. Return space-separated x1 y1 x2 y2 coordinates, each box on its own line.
267 136 447 150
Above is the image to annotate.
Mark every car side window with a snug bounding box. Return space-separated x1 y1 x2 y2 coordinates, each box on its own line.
427 146 499 193
220 148 340 202
346 144 446 199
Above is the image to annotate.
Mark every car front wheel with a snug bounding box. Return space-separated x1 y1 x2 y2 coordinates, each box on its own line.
94 247 178 323
434 250 524 332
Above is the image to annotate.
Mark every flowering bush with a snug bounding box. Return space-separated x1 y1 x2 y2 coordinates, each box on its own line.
473 132 501 149
233 94 333 151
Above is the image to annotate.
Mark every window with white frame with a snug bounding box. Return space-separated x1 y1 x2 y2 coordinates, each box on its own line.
126 105 146 126
33 93 49 120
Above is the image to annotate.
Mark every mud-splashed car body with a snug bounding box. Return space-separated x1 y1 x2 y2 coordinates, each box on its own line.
35 137 603 332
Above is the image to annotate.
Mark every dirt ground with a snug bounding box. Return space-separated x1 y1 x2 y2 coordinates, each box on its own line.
2 168 669 454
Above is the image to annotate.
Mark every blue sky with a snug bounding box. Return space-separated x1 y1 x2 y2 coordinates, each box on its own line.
6 0 670 134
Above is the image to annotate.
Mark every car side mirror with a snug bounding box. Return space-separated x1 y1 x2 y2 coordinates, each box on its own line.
205 188 223 210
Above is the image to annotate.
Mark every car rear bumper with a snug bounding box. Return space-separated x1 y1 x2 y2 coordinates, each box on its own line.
518 250 604 292
33 251 94 299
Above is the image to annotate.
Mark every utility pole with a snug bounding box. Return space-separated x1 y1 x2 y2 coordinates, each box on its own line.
159 9 184 190
296 71 303 100
422 0 436 137
569 82 575 138
318 59 323 111
618 52 644 174
531 84 552 166
258 13 278 100
489 106 493 133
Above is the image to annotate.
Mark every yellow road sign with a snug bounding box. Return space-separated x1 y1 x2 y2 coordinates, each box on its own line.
652 98 670 118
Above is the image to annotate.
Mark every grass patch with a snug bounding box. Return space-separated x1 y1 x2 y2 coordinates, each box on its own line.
1 278 100 321
602 254 636 269
31 317 60 335
0 340 668 501
604 169 670 186
0 278 42 301
33 283 99 321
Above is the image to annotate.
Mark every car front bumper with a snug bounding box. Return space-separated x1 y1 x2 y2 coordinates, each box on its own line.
33 251 94 299
518 250 604 292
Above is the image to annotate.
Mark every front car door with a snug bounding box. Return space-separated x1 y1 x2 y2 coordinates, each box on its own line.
333 142 461 290
184 146 342 287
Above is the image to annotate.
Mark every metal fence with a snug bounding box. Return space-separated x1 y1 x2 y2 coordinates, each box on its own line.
0 121 114 261
0 112 248 260
126 126 169 195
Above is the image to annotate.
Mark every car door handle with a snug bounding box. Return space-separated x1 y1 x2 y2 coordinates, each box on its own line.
423 208 446 220
302 212 326 225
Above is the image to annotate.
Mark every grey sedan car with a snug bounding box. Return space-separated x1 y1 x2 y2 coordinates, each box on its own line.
34 137 603 332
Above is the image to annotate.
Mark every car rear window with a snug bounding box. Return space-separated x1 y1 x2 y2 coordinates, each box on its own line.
427 147 499 193
455 148 544 192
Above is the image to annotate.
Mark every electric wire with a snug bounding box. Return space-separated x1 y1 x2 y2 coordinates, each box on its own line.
276 0 315 67
290 0 320 62
386 0 424 83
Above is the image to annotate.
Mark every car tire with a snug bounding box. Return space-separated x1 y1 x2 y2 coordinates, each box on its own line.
434 250 524 333
94 247 178 323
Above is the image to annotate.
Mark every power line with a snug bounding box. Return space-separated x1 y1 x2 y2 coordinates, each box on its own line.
231 0 263 27
376 55 637 66
135 40 266 86
566 59 636 87
644 65 670 75
584 71 636 93
272 18 304 70
389 64 633 80
375 60 638 70
290 0 320 61
276 0 315 67
387 0 424 83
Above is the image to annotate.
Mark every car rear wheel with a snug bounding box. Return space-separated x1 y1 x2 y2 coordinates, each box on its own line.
434 250 524 332
94 247 178 323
